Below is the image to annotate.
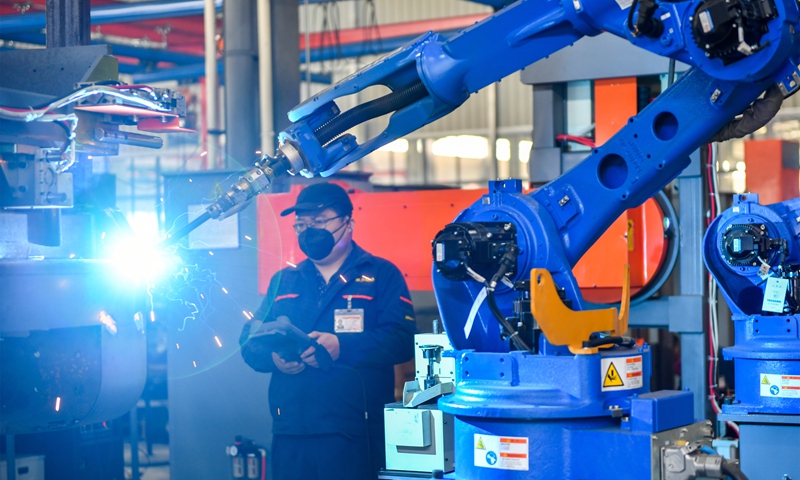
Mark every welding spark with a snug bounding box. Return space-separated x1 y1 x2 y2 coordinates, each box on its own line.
98 311 118 335
177 302 200 332
192 361 197 368
361 275 374 282
150 311 156 322
189 179 193 182
209 251 214 256
55 397 61 412
69 253 75 259
221 287 228 294
215 336 222 347
101 232 106 240
245 236 252 241
339 275 347 283
286 261 297 268
200 151 208 157
176 343 180 349
255 150 261 154
243 310 252 320
200 294 205 299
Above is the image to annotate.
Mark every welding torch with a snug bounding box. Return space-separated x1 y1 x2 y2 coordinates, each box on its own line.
160 152 292 248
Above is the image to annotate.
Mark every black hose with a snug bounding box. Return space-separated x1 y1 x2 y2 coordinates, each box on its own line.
582 335 636 349
161 211 211 248
721 460 749 480
314 80 429 145
709 84 784 143
487 287 531 352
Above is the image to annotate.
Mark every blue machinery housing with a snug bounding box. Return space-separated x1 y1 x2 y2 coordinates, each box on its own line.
263 0 800 476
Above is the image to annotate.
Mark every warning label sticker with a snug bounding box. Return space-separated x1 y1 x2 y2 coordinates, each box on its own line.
474 434 529 471
760 374 800 398
601 355 643 392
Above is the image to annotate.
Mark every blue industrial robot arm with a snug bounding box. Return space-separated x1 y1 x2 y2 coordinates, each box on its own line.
198 0 799 353
202 0 798 226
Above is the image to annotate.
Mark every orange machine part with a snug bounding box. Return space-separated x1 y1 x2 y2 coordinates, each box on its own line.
594 78 638 145
257 183 667 301
744 139 800 205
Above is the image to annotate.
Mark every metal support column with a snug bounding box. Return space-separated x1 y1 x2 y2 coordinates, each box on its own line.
529 84 566 185
130 406 139 480
45 0 90 48
270 0 300 136
676 157 708 421
487 82 498 180
223 0 260 169
204 0 220 167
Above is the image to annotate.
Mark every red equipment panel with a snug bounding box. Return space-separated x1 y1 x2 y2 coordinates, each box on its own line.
257 182 668 303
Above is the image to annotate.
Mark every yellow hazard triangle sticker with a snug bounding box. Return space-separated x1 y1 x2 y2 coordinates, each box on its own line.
603 362 625 388
476 438 486 450
762 375 770 385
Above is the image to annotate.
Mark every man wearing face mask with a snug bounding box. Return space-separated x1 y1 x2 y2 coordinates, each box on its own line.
239 182 416 480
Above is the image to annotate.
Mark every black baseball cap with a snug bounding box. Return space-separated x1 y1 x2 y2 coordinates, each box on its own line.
280 182 354 217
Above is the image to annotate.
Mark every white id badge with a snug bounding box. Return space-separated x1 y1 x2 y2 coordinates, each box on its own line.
334 309 364 333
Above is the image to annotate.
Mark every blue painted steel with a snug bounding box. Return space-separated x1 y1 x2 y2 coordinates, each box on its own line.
439 346 697 479
737 424 800 480
0 32 205 65
129 61 331 85
0 0 339 34
439 345 652 419
703 194 800 416
272 1 798 476
280 0 799 181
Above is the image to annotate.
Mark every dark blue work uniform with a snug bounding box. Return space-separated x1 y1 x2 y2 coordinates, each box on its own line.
240 242 416 480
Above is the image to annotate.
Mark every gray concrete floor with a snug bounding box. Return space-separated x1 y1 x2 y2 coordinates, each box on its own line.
124 441 169 480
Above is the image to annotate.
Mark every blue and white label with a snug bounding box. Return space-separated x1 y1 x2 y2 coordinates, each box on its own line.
762 277 789 313
760 374 800 398
474 434 529 471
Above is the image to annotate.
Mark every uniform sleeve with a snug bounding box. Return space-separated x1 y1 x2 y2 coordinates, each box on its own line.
336 262 417 367
239 274 281 373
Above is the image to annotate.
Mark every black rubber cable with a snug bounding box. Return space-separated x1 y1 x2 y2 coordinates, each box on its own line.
709 84 784 143
486 287 531 352
721 460 749 480
314 80 428 145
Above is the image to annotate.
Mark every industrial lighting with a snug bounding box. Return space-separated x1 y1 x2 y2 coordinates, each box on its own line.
378 139 409 153
518 140 533 163
432 135 488 159
496 138 511 162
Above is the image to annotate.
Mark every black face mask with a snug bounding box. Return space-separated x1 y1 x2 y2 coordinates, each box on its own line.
298 220 348 261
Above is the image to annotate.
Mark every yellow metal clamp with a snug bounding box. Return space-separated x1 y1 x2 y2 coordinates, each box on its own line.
529 265 630 355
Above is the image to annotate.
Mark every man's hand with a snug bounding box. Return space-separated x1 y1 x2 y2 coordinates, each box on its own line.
301 332 340 368
272 352 305 374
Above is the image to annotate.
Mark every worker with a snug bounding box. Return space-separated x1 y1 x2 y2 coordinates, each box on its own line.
239 181 416 480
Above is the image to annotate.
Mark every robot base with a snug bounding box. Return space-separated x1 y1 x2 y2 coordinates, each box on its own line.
439 348 701 479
